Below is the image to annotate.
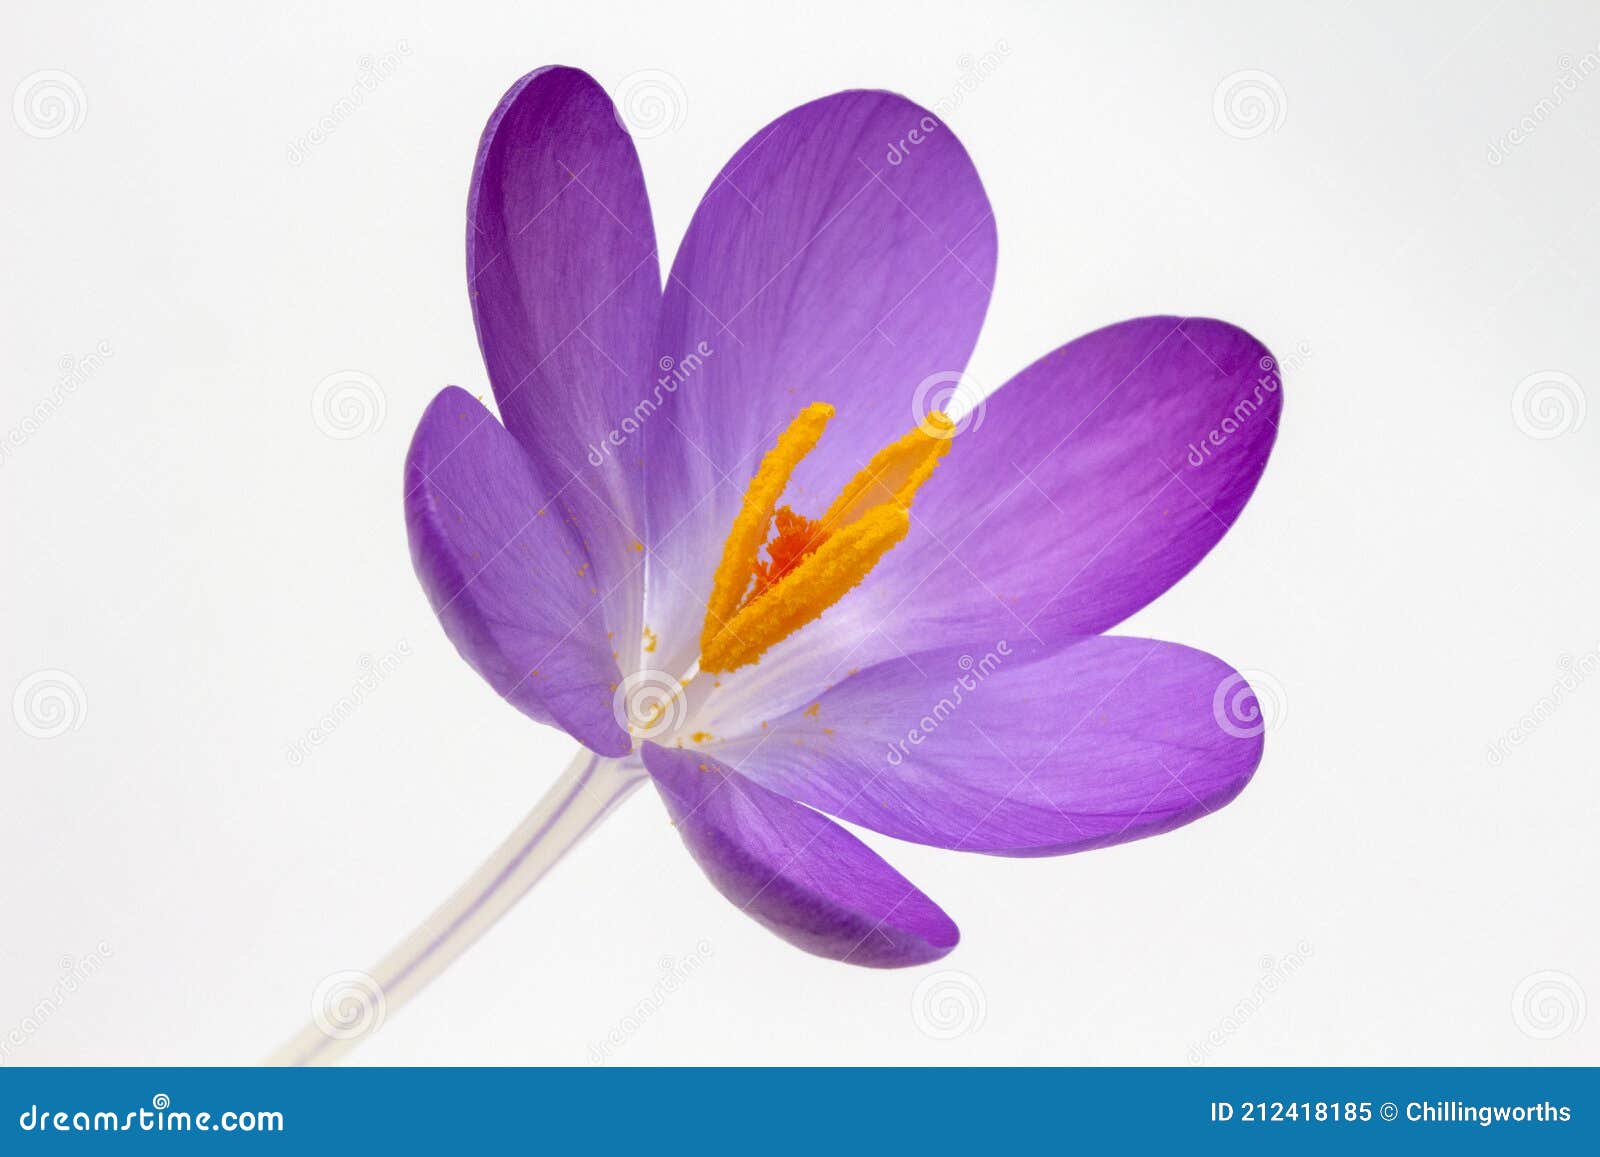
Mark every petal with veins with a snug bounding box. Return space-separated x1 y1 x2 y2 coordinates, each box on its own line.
405 387 629 756
641 743 959 966
706 636 1263 856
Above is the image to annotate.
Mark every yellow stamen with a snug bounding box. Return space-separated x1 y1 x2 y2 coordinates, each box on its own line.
700 404 952 673
701 403 834 650
821 411 954 529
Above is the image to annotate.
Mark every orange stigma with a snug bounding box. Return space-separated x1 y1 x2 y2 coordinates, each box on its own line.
751 507 827 599
699 403 953 673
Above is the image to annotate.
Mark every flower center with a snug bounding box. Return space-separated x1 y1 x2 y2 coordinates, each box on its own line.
699 402 953 673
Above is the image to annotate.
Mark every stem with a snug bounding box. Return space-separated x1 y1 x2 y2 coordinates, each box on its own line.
268 746 643 1066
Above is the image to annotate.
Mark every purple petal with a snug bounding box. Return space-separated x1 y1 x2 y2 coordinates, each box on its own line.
638 91 997 674
709 636 1263 855
708 316 1280 698
405 387 629 756
468 66 661 649
640 743 959 966
887 317 1279 643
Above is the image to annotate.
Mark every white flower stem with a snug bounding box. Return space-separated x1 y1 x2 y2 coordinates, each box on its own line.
268 745 644 1066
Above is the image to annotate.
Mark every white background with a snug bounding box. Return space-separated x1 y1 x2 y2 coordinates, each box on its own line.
3 0 1596 1065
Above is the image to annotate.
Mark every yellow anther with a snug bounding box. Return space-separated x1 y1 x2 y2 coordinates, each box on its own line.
821 411 954 529
700 404 952 673
701 403 833 651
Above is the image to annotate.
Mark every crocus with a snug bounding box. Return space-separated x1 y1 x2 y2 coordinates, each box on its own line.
284 63 1281 1059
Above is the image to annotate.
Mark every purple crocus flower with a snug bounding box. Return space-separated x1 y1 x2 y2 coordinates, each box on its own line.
282 64 1280 1060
